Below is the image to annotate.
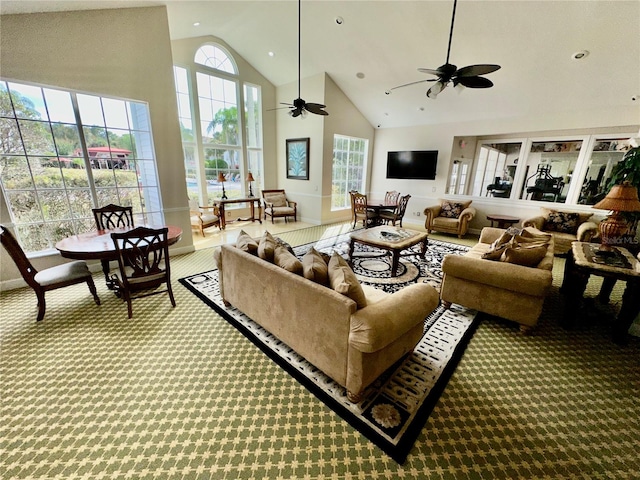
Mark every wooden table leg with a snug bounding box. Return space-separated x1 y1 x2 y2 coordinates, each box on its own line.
614 279 640 345
560 251 589 329
390 250 400 277
348 238 356 269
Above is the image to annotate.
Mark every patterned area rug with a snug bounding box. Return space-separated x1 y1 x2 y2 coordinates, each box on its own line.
179 234 477 463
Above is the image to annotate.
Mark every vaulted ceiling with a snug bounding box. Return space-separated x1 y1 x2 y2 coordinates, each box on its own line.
2 1 639 129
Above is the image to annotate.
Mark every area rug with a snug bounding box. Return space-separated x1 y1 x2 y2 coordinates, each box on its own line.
179 233 478 463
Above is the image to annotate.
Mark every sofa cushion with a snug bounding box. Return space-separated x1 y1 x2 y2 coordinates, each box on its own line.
440 201 465 218
328 252 367 309
302 247 329 285
275 237 295 255
265 193 287 207
236 230 258 254
502 244 549 267
482 231 513 260
274 245 303 274
258 231 276 262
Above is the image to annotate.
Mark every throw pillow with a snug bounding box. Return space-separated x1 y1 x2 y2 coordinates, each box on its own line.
258 231 276 262
482 231 513 260
502 244 548 267
327 252 367 309
302 247 329 285
544 211 580 234
440 201 464 219
275 237 295 255
274 245 303 275
236 230 258 254
266 193 287 207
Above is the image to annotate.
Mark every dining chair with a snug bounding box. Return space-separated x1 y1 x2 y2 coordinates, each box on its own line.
351 192 378 228
0 224 100 321
379 194 411 227
110 226 176 318
92 204 134 230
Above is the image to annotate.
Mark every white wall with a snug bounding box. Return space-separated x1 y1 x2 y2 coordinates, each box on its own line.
0 7 191 289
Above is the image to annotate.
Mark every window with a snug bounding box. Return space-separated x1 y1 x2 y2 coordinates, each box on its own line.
453 131 637 206
331 135 369 210
174 43 262 206
0 80 162 253
194 44 237 74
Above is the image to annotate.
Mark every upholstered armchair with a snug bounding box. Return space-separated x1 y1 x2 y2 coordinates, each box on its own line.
262 189 297 223
522 207 598 255
424 199 476 238
190 200 221 236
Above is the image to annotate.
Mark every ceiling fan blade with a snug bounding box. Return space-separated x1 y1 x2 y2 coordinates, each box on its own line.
305 103 329 115
388 79 432 92
455 64 501 77
427 81 447 99
457 76 494 88
417 68 441 76
266 106 292 112
290 109 303 118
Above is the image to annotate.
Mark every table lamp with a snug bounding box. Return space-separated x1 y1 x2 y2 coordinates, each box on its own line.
246 172 255 197
217 172 228 199
593 181 640 250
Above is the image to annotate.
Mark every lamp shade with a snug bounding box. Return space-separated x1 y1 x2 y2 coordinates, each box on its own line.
246 172 255 182
593 181 640 212
217 172 226 183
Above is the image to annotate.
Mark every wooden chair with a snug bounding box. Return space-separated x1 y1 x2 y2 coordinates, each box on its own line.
262 189 297 223
351 192 378 228
189 200 221 236
92 204 134 230
0 224 100 321
110 226 175 318
379 194 411 227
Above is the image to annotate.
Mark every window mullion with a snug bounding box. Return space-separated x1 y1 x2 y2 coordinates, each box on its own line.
71 92 99 208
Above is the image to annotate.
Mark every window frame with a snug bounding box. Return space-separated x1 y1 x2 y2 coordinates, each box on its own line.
331 134 369 211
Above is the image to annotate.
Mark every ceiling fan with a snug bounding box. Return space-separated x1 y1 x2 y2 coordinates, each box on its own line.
278 0 328 117
385 0 500 99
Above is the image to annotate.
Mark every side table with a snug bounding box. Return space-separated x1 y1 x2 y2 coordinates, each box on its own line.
560 241 640 344
486 214 520 229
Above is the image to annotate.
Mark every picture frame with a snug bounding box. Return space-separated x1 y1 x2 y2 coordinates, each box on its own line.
286 138 310 180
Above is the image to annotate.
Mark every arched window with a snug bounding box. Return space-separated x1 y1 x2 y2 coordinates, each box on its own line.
194 44 237 75
174 42 263 212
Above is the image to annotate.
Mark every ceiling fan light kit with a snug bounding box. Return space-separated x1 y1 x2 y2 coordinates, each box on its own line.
388 0 500 100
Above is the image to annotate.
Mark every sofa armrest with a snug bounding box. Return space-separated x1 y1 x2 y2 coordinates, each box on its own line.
459 207 476 221
349 283 439 353
577 221 598 241
522 215 545 230
287 200 297 208
442 255 552 297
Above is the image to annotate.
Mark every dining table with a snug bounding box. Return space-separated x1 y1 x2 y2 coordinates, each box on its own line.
55 225 183 290
365 200 398 225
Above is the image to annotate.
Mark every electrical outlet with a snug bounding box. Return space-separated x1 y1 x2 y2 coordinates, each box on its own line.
416 211 421 217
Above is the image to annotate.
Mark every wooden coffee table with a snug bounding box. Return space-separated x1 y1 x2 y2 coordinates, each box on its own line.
349 226 429 277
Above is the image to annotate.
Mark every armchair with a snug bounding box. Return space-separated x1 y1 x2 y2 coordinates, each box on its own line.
522 207 598 255
262 189 297 223
424 199 476 238
189 200 221 236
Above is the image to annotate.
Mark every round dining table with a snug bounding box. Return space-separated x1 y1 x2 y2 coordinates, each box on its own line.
55 225 183 289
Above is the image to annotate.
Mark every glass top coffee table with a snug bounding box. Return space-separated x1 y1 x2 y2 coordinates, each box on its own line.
349 226 429 277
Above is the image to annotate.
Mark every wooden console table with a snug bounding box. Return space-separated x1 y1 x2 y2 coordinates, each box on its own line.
561 241 640 344
215 197 262 229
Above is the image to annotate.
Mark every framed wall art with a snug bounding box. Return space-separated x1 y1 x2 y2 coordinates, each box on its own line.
286 137 310 180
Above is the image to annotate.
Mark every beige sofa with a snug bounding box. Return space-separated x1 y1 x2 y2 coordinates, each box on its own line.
215 243 439 402
440 227 554 332
522 208 598 255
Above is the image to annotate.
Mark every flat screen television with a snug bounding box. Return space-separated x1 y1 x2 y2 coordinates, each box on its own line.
386 150 438 180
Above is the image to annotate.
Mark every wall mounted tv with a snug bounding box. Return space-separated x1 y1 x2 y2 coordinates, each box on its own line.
386 150 438 180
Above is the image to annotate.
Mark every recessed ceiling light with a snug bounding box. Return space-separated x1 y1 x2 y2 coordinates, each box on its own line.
356 72 365 79
335 16 344 25
572 50 589 60
193 22 200 27
268 51 275 57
